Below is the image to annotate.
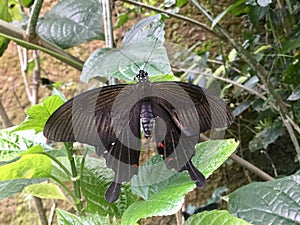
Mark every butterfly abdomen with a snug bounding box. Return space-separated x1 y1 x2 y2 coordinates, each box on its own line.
140 101 154 138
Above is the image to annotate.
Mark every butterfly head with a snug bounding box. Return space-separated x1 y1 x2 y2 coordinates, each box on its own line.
136 70 149 83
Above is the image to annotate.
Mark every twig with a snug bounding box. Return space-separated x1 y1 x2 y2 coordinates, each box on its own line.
48 200 56 225
102 0 116 85
121 0 222 40
230 154 274 181
17 45 33 103
175 209 184 225
0 101 13 128
32 50 41 105
260 150 278 177
33 196 48 225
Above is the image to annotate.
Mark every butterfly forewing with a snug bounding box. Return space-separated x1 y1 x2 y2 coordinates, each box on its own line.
150 82 233 135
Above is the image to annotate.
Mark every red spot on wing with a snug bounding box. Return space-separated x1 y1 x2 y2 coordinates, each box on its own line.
157 142 164 148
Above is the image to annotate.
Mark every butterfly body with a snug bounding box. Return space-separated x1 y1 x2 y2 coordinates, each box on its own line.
44 70 233 202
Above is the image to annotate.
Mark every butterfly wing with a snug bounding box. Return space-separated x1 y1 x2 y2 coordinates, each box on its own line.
44 84 141 202
152 102 206 187
151 81 233 136
151 81 233 187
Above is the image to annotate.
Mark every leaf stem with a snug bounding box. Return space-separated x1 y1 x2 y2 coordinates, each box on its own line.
26 0 44 37
38 152 71 177
64 143 85 216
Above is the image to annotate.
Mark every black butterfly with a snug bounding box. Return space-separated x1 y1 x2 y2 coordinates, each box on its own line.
44 70 233 202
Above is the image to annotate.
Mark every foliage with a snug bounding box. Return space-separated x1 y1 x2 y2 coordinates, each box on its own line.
228 175 300 225
0 0 300 224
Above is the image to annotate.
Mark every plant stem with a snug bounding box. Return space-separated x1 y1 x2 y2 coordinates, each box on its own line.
102 0 116 85
64 143 85 216
26 0 44 37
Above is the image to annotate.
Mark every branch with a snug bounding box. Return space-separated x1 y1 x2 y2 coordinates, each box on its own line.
0 20 83 71
0 101 13 128
121 0 222 40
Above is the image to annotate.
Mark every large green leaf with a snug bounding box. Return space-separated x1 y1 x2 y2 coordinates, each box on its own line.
56 209 110 225
80 157 138 217
23 183 69 202
192 138 239 177
13 95 64 133
0 178 45 200
36 0 104 49
123 139 239 225
228 175 300 225
184 210 252 225
121 14 165 46
81 15 171 83
123 169 194 225
0 145 52 180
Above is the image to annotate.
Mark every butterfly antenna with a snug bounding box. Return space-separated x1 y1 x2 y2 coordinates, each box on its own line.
143 38 159 71
117 48 141 72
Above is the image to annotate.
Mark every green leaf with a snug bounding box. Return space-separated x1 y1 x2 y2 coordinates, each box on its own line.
81 41 172 82
36 0 104 49
0 0 10 56
283 55 300 86
23 183 69 202
80 157 138 217
0 178 45 200
249 121 284 152
0 145 52 180
184 210 252 225
124 139 239 225
122 14 165 46
192 139 239 178
116 12 130 28
248 5 268 28
8 0 22 21
81 15 171 83
19 0 34 8
176 0 188 7
281 35 300 54
287 85 300 101
13 95 64 133
211 0 247 29
228 175 300 225
123 167 194 225
56 209 110 225
0 129 35 161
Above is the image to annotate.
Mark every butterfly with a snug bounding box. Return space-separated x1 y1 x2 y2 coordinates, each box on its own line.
44 69 234 202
